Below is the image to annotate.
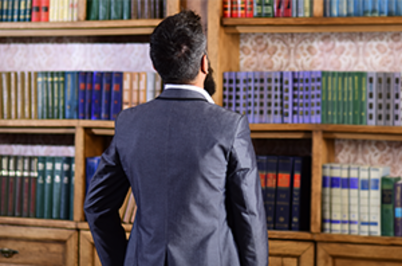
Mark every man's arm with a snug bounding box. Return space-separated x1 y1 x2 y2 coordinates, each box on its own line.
84 137 130 266
226 115 269 266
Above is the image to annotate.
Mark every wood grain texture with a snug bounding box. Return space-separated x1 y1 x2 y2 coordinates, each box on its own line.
74 126 85 222
269 240 314 256
299 243 315 266
311 130 324 233
0 217 76 229
323 132 402 141
250 132 312 139
269 256 283 266
315 233 402 246
166 0 180 16
268 230 314 241
283 257 298 266
317 243 333 266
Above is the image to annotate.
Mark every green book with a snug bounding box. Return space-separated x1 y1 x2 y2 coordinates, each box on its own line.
2 72 11 119
2 0 8 21
337 72 343 124
262 0 273 17
111 0 123 19
19 0 26 21
304 0 311 17
52 157 63 219
360 72 367 125
47 72 53 119
332 72 338 124
42 72 48 119
87 0 99 20
353 72 361 125
14 156 23 217
321 71 328 124
59 72 65 119
43 157 54 219
347 72 354 124
53 72 59 119
99 0 110 20
35 156 46 218
36 72 43 119
381 176 401 236
12 0 19 21
29 157 38 218
69 158 75 220
7 0 13 22
60 157 71 220
0 0 3 21
342 72 349 124
122 0 131 19
327 72 333 124
0 156 9 216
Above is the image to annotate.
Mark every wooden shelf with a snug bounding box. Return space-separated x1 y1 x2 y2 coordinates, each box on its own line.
0 20 162 37
222 17 402 33
0 216 77 229
315 233 402 246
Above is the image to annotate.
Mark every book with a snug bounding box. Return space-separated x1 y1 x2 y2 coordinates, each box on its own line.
385 73 394 126
14 156 24 217
283 71 293 123
42 72 48 119
70 158 75 220
43 157 54 219
237 72 248 116
266 156 278 230
246 72 254 123
35 156 46 218
65 72 78 119
330 164 342 234
312 71 322 124
16 72 24 119
347 0 354 15
360 72 367 125
397 0 402 15
91 72 102 120
60 157 71 220
30 72 38 119
7 156 16 216
338 0 347 16
23 72 31 119
321 72 327 124
297 0 304 16
9 72 17 119
146 72 155 103
85 156 101 196
58 72 65 119
274 0 282 17
264 71 273 123
381 176 401 236
0 156 8 216
367 72 376 125
395 181 402 236
99 0 110 20
29 157 38 218
253 0 262 16
337 72 343 124
131 72 139 107
84 72 93 119
394 73 401 126
78 72 87 119
232 0 246 17
303 71 311 124
274 72 283 123
291 157 311 231
283 0 291 16
376 72 385 125
369 166 390 236
304 0 311 16
354 0 364 15
49 0 55 21
340 164 349 234
111 0 123 19
257 156 267 227
275 156 293 230
31 0 40 21
364 0 372 15
87 0 99 20
331 0 339 16
36 72 43 119
52 157 63 219
1 72 10 119
40 0 49 21
292 0 297 17
245 0 253 17
101 72 112 120
138 72 147 105
349 164 360 235
19 0 27 21
359 165 370 236
122 72 132 110
22 157 32 217
298 71 304 123
110 72 123 120
292 71 299 123
6 0 12 21
331 72 338 124
347 72 354 124
372 0 380 16
380 0 389 15
263 0 274 17
47 72 54 119
122 0 131 19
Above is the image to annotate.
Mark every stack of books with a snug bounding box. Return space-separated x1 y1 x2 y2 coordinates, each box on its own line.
87 0 166 20
0 155 75 221
324 0 402 17
322 163 402 236
257 155 311 231
222 0 314 18
223 71 402 126
0 71 162 121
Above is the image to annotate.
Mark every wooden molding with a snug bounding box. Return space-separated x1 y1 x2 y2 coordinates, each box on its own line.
74 127 85 222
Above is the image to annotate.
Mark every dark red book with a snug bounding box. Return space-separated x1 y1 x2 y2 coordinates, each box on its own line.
245 0 253 17
21 157 31 218
14 157 24 217
40 0 49 22
274 0 282 17
223 0 231 17
283 0 291 17
231 0 245 18
29 157 38 218
31 0 41 22
0 156 9 216
7 156 16 217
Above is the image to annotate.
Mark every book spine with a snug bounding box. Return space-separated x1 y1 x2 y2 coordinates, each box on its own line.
283 0 291 16
338 0 347 16
385 73 394 126
14 156 24 217
18 158 28 214
298 71 304 123
122 72 132 110
5 0 12 21
340 165 349 234
376 73 385 125
283 71 293 123
330 164 342 234
70 158 75 220
355 0 364 15
380 0 389 15
53 72 59 119
87 0 99 20
110 72 123 120
321 72 327 123
7 156 16 216
246 72 254 123
19 0 26 21
364 0 372 16
99 0 110 20
232 0 246 17
292 71 299 123
222 73 229 110
52 157 63 219
251 72 259 123
291 157 302 231
275 72 283 123
303 71 311 124
29 157 38 218
370 167 390 236
60 157 71 220
16 72 24 119
40 0 49 21
360 72 367 125
67 0 73 20
263 0 274 17
275 156 293 230
254 0 262 16
9 72 17 119
65 72 78 119
341 72 348 124
331 0 339 16
347 0 354 15
43 157 54 219
359 165 370 235
131 72 139 107
263 72 271 123
266 156 278 230
394 181 402 236
381 177 398 236
78 72 86 119
30 72 37 119
304 0 311 16
138 72 147 105
349 165 360 234
372 0 380 16
35 156 45 218
145 72 155 103
84 72 93 119
245 0 254 17
48 0 54 21
274 0 282 17
73 0 78 22
311 71 319 124
11 0 18 21
337 72 343 124
331 72 338 124
41 72 48 119
111 0 123 19
223 0 231 17
1 73 10 119
23 72 31 119
58 72 65 119
367 72 376 125
292 0 297 17
351 72 359 124
297 0 304 16
239 72 248 116
397 0 402 15
101 72 112 120
395 73 401 125
91 72 102 120
0 156 8 216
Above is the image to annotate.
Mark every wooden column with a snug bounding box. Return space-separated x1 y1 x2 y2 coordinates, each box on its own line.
74 126 85 222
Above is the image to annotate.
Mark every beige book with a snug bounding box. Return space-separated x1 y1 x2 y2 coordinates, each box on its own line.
154 73 162 98
49 0 54 21
1 72 10 119
10 72 17 119
16 72 25 119
72 0 78 21
138 72 147 105
132 72 139 107
23 72 31 119
30 72 38 119
63 0 69 21
67 0 74 21
122 193 136 224
122 72 132 110
119 188 132 219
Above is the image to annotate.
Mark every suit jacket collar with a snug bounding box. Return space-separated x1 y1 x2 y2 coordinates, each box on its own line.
157 87 212 103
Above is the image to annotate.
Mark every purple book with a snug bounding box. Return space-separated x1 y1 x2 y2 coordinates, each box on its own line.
78 72 87 119
85 72 93 120
394 73 401 126
292 72 299 124
253 72 261 123
283 71 293 124
264 72 273 123
246 72 254 123
298 71 305 123
235 72 248 116
223 72 229 110
376 72 386 126
367 72 376 126
229 72 236 112
110 72 123 121
385 73 394 126
313 71 322 124
394 181 402 236
303 71 311 124
273 72 282 123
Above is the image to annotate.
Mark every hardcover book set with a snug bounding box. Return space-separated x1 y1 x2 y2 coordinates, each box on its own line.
324 0 402 17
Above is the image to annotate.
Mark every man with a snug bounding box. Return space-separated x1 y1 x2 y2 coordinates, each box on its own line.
84 10 268 266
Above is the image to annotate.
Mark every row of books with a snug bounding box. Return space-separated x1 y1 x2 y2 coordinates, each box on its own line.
0 155 75 220
87 0 166 20
0 0 79 22
257 155 311 231
324 0 402 17
322 163 402 236
0 71 162 121
223 71 402 126
222 0 314 18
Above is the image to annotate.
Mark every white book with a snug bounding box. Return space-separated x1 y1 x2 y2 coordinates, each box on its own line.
146 72 156 102
349 164 360 235
49 0 55 21
341 164 350 234
72 0 79 21
322 164 331 233
330 164 342 234
359 165 370 235
369 166 391 236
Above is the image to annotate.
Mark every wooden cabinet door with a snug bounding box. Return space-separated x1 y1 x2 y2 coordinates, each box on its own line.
0 225 78 266
317 242 402 266
269 240 315 266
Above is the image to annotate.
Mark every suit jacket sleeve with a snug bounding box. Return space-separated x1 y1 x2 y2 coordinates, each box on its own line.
226 115 269 266
84 135 130 266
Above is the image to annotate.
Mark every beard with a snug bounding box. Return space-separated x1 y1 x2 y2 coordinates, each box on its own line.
204 64 216 96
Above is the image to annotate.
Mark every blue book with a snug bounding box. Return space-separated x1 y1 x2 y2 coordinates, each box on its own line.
264 72 273 123
292 0 297 17
65 72 79 119
69 158 75 221
86 157 101 196
7 0 13 22
292 72 299 123
324 0 331 16
256 156 268 228
18 0 25 21
364 0 373 15
275 156 294 230
85 72 93 119
101 72 112 120
228 72 236 113
397 0 402 15
313 71 322 124
253 72 262 123
36 72 44 119
238 72 248 116
43 157 54 219
331 0 339 16
389 0 396 15
380 0 389 15
223 72 229 110
78 72 87 119
347 0 355 15
303 71 311 124
110 72 123 121
52 157 63 219
273 72 282 123
91 72 103 120
60 157 71 220
339 0 347 16
246 72 254 123
298 71 304 123
372 0 380 15
291 157 311 231
330 164 342 234
322 164 331 233
354 0 364 15
297 0 304 17
25 0 31 21
266 156 278 230
283 71 293 124
12 0 18 21
35 157 46 218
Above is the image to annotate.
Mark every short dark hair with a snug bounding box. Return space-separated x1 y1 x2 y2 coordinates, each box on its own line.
150 10 206 84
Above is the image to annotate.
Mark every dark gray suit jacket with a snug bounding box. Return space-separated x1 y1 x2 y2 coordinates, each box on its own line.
84 87 268 266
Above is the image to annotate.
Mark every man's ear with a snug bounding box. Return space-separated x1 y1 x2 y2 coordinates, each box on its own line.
201 54 208 75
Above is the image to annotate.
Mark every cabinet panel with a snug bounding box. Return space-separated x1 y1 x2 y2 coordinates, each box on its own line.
269 240 314 266
0 225 77 266
317 243 402 266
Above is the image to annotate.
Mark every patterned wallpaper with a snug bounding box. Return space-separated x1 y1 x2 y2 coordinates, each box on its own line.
240 32 402 176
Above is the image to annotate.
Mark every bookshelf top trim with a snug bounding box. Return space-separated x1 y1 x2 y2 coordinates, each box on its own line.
222 17 402 33
0 20 162 37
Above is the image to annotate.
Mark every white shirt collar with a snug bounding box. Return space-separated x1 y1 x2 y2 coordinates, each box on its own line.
164 84 215 104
